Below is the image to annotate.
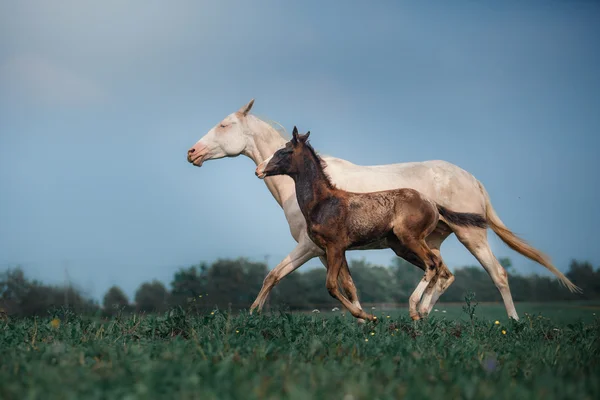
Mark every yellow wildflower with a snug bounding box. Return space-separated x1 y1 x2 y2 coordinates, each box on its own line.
502 330 507 335
50 318 60 329
210 312 214 315
235 330 239 334
365 338 369 342
386 315 390 319
370 332 375 336
494 320 500 325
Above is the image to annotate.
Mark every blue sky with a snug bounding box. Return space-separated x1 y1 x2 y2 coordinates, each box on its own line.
1 1 599 301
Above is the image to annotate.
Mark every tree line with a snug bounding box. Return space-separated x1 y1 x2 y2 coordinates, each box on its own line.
1 257 599 317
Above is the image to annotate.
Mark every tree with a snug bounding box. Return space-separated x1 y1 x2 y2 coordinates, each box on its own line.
566 260 600 300
170 263 208 310
134 280 168 313
390 258 424 302
348 259 395 303
205 258 268 309
1 267 99 317
103 285 129 314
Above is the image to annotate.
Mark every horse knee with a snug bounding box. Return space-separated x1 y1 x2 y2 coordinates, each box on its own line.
498 266 508 279
495 275 509 290
263 272 278 288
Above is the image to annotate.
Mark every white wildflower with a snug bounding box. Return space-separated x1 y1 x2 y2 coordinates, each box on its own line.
312 309 320 313
332 307 340 312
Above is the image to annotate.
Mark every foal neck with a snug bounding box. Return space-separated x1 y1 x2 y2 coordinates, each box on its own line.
293 147 336 215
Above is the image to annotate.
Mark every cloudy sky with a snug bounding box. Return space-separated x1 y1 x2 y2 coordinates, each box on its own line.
1 1 599 301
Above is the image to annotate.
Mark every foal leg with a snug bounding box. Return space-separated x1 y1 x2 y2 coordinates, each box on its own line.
419 262 454 317
419 230 453 316
325 247 375 322
250 240 320 314
386 237 428 318
320 255 365 320
422 264 455 315
393 232 443 321
454 226 519 320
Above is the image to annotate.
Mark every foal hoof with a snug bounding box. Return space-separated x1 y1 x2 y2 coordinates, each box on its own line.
367 314 378 323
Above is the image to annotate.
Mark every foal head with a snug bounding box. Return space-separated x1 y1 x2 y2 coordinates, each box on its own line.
255 126 313 179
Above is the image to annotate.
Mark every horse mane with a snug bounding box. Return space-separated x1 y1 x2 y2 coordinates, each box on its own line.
250 114 290 140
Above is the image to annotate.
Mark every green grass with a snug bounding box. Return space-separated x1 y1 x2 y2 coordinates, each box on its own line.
317 301 600 325
1 302 598 400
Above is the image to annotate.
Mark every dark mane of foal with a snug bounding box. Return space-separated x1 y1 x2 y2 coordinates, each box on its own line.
301 140 338 190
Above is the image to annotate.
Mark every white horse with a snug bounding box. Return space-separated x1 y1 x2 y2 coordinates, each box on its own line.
187 99 580 321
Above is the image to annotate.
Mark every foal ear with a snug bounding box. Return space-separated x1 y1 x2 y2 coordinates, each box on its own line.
299 130 310 142
238 99 255 116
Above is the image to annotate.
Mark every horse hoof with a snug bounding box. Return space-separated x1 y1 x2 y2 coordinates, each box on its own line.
249 306 260 315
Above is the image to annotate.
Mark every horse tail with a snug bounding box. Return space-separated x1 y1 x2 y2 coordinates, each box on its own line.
477 180 582 293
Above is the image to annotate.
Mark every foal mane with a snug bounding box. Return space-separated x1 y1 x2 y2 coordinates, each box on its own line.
302 140 338 190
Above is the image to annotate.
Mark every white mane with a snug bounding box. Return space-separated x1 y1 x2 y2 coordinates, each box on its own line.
249 114 290 140
248 113 336 160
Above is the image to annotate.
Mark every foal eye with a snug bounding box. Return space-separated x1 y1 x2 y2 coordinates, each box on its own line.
220 124 227 128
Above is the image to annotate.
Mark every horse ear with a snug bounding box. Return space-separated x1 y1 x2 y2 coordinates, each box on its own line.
238 99 255 116
292 126 299 144
301 131 310 142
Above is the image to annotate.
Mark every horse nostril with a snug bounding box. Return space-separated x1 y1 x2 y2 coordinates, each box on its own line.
188 148 195 154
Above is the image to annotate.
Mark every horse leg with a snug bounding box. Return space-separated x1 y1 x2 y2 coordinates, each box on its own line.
320 255 365 322
454 226 519 320
249 240 320 314
325 247 376 321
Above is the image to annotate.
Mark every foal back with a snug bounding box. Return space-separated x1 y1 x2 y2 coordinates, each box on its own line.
312 187 439 250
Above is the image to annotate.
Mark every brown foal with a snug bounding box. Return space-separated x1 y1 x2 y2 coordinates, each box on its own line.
256 127 488 321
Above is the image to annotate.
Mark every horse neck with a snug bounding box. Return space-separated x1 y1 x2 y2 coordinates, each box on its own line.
242 117 294 208
292 151 335 219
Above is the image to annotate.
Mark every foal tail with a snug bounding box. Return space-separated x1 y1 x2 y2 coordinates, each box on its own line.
477 181 582 293
436 204 487 229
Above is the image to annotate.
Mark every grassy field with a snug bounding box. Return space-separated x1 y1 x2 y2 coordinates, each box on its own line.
1 302 598 399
